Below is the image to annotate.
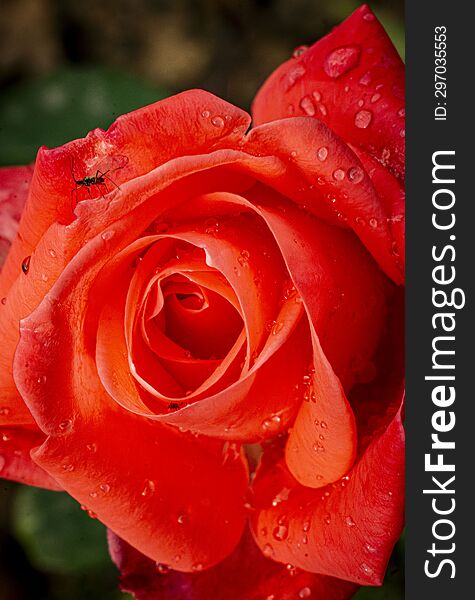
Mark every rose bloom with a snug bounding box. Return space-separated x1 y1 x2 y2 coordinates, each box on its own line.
0 6 404 600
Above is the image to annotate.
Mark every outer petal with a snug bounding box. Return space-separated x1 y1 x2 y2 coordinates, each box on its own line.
0 165 33 271
0 426 61 490
109 528 358 600
252 5 405 181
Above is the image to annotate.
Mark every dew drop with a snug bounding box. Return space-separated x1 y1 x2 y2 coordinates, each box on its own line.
369 218 378 228
363 12 375 21
332 169 345 181
318 104 328 117
312 91 322 103
370 93 381 103
89 491 98 498
273 523 289 541
141 479 156 496
317 146 328 161
101 230 115 241
298 588 312 599
287 65 306 89
1 297 6 306
355 110 372 129
211 116 225 128
271 321 284 336
263 543 274 557
155 563 170 574
320 421 327 429
366 543 377 554
345 516 356 527
324 45 360 79
293 45 308 58
100 483 110 494
62 464 74 472
324 514 331 525
86 443 97 453
177 513 188 525
398 107 405 118
348 166 364 183
300 96 316 116
201 110 210 118
313 442 325 453
399 128 406 138
302 534 308 544
359 71 372 86
302 520 311 532
361 562 374 576
261 415 282 432
41 273 48 282
21 256 31 274
238 249 250 267
36 375 46 384
58 419 72 432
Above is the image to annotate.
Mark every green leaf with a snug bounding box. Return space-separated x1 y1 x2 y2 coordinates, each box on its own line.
0 67 169 166
12 487 111 574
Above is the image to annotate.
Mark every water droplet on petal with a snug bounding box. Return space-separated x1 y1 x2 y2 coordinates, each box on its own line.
324 45 360 78
361 562 374 576
324 514 331 525
398 107 405 118
21 256 31 274
273 523 289 541
62 464 74 472
348 166 364 183
271 321 284 336
155 563 170 574
300 96 316 116
287 65 306 89
320 421 327 429
48 249 57 258
58 419 72 432
298 588 312 599
0 297 6 306
100 483 110 494
332 169 345 181
177 513 187 525
369 218 378 228
86 443 97 452
261 415 282 432
293 45 308 58
302 520 311 532
345 515 356 527
318 104 328 116
370 93 381 103
263 543 274 557
366 543 377 553
355 110 372 129
363 12 375 21
201 110 210 118
309 94 321 109
317 147 328 161
101 230 115 241
211 116 225 128
399 128 406 138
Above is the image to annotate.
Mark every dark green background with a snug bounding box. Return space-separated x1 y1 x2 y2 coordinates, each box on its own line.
0 1 404 598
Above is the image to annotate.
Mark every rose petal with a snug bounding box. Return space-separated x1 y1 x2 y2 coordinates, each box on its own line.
14 306 249 570
250 295 405 584
0 426 61 490
252 5 405 181
0 165 33 274
109 527 358 600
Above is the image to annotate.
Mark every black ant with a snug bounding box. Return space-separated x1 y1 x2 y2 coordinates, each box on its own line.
70 155 128 209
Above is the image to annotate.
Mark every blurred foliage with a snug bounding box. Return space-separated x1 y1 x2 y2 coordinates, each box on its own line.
0 0 404 598
0 67 168 165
